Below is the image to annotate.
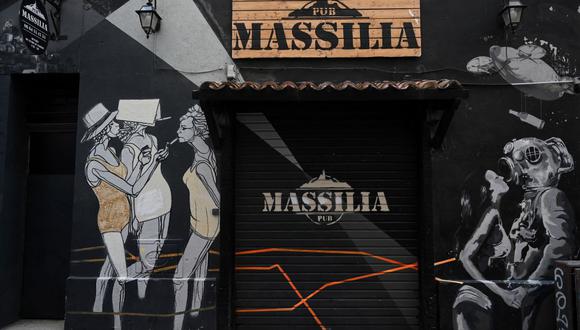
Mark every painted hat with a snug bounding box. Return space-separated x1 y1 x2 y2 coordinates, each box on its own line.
80 103 118 143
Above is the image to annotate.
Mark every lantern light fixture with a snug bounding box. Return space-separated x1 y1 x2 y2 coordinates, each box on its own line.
136 0 161 38
500 0 526 31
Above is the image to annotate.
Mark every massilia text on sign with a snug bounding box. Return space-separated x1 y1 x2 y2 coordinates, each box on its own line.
232 0 422 58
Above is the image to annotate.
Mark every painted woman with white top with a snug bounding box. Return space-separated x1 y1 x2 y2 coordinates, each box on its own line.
82 103 167 328
173 105 219 330
117 100 173 299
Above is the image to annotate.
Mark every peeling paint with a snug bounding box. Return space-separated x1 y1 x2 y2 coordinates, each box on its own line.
521 37 576 77
482 35 494 42
408 9 420 25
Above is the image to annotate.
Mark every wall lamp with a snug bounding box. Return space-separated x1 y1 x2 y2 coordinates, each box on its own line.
136 0 162 38
500 0 526 31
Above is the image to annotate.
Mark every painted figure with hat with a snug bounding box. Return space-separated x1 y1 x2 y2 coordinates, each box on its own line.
82 103 168 328
116 99 173 299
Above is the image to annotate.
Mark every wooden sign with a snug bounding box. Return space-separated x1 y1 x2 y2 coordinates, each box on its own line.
232 0 421 58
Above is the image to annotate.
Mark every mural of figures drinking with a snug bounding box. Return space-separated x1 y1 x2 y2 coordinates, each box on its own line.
75 100 218 329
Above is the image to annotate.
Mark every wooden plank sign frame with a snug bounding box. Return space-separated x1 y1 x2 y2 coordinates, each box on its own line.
232 0 421 58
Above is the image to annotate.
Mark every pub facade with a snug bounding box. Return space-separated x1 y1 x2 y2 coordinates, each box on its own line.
0 0 579 329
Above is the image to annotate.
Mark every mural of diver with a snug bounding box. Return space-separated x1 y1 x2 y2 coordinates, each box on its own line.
172 105 220 330
453 137 576 330
81 103 168 328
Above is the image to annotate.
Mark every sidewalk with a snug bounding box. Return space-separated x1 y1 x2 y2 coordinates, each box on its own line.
2 320 64 330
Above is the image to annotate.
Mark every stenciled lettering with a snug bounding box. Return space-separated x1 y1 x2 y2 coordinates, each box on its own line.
315 22 338 50
262 192 282 212
395 22 419 49
291 22 312 50
262 191 390 213
265 23 289 50
233 22 262 50
232 21 419 51
372 192 390 211
302 191 317 211
261 172 391 225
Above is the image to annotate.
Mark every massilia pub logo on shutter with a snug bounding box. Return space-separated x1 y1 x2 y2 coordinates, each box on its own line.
262 171 390 225
232 0 421 58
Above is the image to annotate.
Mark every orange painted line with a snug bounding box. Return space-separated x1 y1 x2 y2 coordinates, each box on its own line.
72 250 141 264
235 248 417 270
70 253 150 264
71 247 218 266
159 253 183 258
153 265 178 273
435 257 456 266
235 263 418 328
72 247 219 256
235 262 419 328
236 265 277 271
234 265 302 316
236 257 454 314
70 258 107 264
292 263 418 310
126 250 139 261
237 306 294 313
72 246 105 253
69 245 455 328
275 264 325 330
153 266 220 273
236 264 325 330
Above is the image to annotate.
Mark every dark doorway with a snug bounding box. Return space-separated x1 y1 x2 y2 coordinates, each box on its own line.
12 74 79 319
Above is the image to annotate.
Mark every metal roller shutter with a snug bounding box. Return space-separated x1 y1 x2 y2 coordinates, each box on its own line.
234 105 420 330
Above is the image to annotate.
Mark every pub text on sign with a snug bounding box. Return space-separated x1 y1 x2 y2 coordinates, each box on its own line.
232 0 422 58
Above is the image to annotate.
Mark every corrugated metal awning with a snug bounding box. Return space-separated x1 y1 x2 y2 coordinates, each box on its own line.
204 80 461 91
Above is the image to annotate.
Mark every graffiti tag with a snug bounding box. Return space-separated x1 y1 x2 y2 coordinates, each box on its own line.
555 267 569 330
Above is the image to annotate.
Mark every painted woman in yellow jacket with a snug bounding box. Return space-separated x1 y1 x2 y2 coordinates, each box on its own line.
173 105 219 330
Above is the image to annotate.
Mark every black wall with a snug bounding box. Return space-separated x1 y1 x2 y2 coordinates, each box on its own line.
0 75 27 327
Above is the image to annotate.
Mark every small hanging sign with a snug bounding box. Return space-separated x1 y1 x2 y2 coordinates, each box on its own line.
19 0 50 55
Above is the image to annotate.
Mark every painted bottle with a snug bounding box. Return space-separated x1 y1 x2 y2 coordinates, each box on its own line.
508 110 545 130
